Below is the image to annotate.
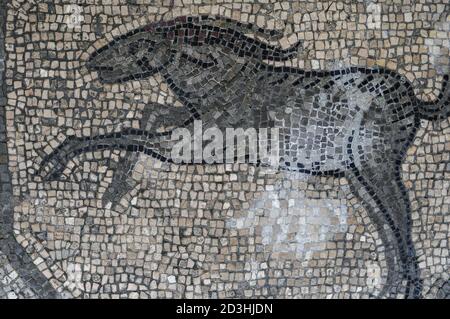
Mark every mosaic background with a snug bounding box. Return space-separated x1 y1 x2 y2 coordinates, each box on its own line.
0 0 449 299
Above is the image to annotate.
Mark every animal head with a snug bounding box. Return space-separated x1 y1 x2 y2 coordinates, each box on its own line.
87 16 301 86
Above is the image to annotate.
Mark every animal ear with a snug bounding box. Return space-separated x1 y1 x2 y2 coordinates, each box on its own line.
178 45 218 68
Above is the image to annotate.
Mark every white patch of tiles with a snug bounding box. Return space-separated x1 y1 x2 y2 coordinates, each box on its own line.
227 177 348 260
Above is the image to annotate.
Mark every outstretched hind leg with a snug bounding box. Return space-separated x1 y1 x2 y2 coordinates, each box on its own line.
346 162 421 298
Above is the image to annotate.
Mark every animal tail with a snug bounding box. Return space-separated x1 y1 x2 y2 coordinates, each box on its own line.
418 74 450 121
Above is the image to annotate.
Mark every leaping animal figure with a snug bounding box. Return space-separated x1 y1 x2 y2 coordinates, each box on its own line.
37 16 450 298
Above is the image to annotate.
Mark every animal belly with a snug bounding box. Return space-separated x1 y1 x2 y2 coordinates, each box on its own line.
281 125 354 172
280 117 372 172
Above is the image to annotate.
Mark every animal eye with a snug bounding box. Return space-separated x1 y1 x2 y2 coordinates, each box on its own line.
128 42 140 55
128 39 155 56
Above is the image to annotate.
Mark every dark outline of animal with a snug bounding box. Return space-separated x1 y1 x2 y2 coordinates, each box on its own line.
35 15 450 299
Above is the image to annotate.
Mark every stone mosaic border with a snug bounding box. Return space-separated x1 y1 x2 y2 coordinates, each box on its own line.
0 0 58 298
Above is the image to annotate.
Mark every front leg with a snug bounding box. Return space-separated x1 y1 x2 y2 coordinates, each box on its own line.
36 103 192 181
101 153 140 209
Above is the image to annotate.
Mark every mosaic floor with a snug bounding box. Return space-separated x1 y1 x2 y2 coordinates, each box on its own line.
0 0 449 299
